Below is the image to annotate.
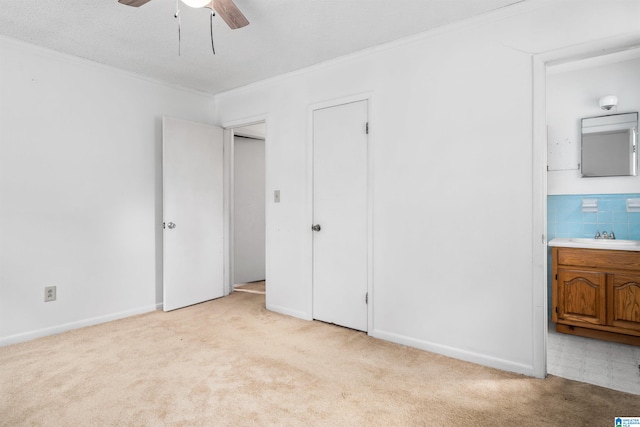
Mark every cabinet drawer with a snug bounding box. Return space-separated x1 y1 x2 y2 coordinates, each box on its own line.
557 247 640 271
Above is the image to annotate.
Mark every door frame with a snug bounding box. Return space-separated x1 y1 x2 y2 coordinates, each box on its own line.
307 92 374 333
532 35 640 378
221 114 269 296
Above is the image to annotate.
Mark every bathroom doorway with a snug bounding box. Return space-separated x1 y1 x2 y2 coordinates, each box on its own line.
542 47 640 395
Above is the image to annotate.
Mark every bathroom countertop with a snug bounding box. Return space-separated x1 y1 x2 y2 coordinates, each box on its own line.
548 237 640 252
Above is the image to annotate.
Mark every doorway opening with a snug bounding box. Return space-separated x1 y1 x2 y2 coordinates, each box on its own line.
229 122 267 297
541 47 640 395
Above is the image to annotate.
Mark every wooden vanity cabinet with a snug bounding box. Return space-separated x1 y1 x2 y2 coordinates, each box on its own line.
552 247 640 346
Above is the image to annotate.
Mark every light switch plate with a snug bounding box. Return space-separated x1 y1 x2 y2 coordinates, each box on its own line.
274 190 280 203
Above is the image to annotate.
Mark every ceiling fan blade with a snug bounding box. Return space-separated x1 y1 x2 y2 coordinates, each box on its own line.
208 0 249 30
118 0 153 7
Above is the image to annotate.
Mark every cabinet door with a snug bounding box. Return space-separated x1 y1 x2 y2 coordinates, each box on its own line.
557 269 606 325
608 273 640 332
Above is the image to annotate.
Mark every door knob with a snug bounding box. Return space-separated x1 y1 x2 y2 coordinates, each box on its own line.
167 222 176 229
311 224 321 232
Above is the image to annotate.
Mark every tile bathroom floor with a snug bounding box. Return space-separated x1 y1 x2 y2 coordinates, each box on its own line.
547 323 640 395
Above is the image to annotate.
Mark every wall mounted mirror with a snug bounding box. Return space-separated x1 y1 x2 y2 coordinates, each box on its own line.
581 112 637 177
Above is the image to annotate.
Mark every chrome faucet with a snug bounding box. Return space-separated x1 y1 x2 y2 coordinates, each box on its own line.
594 230 616 239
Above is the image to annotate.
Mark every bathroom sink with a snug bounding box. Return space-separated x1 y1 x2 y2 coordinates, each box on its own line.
568 238 640 247
549 238 640 251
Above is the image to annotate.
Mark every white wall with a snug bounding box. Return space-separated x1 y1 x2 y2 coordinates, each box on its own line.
233 136 266 284
0 36 215 345
547 56 640 195
214 1 640 376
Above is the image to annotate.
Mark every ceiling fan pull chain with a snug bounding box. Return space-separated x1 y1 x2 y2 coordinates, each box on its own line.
210 11 216 55
174 0 181 56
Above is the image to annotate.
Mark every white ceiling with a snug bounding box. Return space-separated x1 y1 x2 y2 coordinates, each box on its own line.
0 0 525 94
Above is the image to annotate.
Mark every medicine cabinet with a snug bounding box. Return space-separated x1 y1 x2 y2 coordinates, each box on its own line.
581 112 637 177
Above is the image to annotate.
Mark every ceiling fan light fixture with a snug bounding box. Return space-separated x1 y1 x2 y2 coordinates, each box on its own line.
181 0 210 8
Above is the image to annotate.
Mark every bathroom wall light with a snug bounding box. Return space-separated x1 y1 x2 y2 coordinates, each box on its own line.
599 95 618 111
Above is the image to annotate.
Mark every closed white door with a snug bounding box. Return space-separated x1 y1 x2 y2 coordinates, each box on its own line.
312 100 369 332
163 116 224 311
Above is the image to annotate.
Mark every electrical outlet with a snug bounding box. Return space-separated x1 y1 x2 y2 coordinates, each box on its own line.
44 286 56 302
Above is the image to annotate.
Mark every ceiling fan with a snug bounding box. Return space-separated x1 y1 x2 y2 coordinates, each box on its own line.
119 0 249 29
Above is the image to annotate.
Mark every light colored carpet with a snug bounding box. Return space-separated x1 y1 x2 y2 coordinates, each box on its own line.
1 291 639 426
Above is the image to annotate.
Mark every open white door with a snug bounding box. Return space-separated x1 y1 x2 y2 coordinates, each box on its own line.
312 100 369 332
163 116 224 311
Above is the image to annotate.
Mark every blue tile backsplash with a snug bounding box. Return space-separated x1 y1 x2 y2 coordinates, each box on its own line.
548 193 640 241
547 193 640 318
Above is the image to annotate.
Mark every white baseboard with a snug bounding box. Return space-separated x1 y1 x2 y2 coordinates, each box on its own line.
371 328 535 377
0 304 161 347
266 303 312 321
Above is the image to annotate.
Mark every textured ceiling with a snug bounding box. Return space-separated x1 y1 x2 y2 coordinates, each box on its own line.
0 0 525 94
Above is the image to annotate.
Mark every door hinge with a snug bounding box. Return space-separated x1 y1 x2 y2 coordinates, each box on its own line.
365 122 369 134
555 274 558 280
365 292 368 304
555 306 558 313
